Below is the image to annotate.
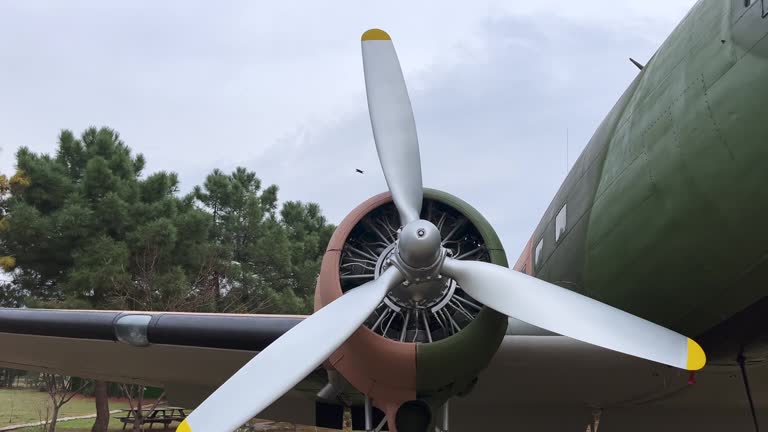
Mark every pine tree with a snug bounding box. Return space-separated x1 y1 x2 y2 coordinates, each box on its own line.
0 127 337 428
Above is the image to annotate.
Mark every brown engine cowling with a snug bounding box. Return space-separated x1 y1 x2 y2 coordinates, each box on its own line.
314 189 509 429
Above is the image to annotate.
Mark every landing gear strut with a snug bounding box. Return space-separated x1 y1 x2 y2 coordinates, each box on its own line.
363 398 449 432
436 402 449 432
363 396 389 431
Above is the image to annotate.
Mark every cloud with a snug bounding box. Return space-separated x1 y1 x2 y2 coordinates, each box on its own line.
0 1 696 257
239 10 691 256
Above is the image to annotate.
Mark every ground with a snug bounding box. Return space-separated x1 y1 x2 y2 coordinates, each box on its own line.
0 389 345 431
0 389 130 427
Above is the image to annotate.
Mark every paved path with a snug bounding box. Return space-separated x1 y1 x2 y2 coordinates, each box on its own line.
0 410 120 431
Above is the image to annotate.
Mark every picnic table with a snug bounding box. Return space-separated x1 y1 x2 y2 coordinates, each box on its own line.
115 406 187 430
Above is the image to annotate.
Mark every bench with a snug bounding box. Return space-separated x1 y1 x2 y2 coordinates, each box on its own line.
115 416 183 430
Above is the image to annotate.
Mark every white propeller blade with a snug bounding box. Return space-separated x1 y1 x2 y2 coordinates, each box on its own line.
362 29 423 225
441 258 706 371
177 267 404 432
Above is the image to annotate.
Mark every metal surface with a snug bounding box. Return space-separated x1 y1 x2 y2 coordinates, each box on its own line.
114 315 152 347
7 6 768 429
339 198 491 344
396 220 443 270
450 335 768 431
0 308 305 351
315 192 418 416
2 330 765 430
441 402 449 432
374 417 388 432
183 267 403 432
518 0 768 347
318 189 508 423
442 258 704 371
362 31 423 226
365 396 374 431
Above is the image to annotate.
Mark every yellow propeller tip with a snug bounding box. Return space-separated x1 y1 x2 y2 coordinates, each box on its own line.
686 338 706 370
362 28 391 41
176 419 192 432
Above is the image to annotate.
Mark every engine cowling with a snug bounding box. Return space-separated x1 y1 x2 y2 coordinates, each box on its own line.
314 188 509 423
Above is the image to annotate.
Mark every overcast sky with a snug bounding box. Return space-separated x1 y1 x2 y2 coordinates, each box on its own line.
0 1 697 257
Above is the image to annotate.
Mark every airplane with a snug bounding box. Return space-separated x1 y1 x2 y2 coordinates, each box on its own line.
2 0 768 430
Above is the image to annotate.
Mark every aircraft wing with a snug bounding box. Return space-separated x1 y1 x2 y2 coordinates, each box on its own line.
0 308 324 425
2 309 766 430
452 335 768 431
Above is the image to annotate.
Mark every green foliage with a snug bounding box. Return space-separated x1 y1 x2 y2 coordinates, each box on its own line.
193 167 333 314
1 127 207 310
66 236 130 304
0 282 23 307
281 201 335 297
0 127 335 315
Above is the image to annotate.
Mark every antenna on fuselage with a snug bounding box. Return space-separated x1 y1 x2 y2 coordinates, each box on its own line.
566 127 569 175
629 57 644 70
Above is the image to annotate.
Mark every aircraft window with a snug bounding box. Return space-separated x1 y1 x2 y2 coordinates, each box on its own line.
555 204 567 242
745 0 755 6
535 238 543 267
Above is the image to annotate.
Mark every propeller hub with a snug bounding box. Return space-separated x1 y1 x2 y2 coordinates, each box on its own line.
398 220 442 269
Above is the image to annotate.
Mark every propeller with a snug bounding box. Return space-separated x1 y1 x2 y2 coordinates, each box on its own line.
177 267 404 432
441 259 706 370
357 28 704 373
362 28 423 225
179 28 705 432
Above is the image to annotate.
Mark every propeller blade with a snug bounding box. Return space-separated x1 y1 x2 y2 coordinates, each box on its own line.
362 29 423 225
441 258 706 371
177 267 404 432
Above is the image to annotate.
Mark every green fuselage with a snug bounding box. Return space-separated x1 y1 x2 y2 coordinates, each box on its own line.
408 0 767 419
526 0 768 358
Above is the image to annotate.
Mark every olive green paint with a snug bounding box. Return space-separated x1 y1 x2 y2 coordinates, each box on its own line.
409 0 768 412
530 0 768 350
416 189 508 405
585 0 768 336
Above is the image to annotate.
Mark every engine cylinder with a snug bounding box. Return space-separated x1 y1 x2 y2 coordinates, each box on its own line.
314 188 508 425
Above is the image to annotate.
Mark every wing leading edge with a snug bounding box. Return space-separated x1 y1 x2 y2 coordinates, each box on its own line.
0 308 322 424
5 309 764 430
0 308 307 385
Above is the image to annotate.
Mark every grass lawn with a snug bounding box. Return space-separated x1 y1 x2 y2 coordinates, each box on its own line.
0 389 131 426
13 416 128 431
2 389 346 431
13 420 336 432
